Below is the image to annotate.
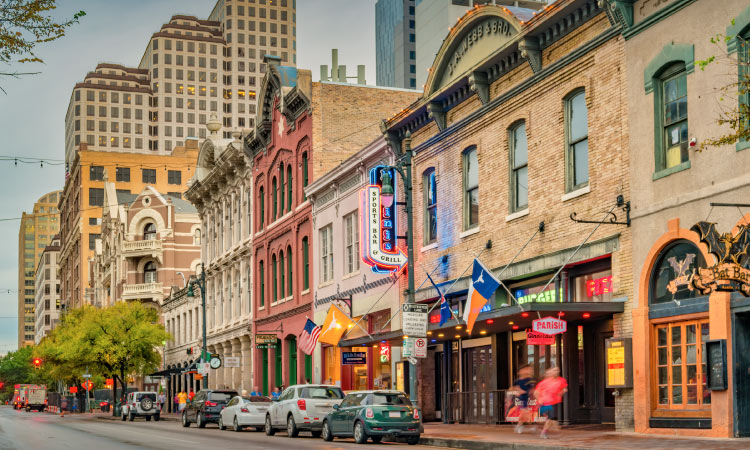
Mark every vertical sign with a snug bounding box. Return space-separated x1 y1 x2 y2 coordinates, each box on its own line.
605 338 633 388
360 166 407 274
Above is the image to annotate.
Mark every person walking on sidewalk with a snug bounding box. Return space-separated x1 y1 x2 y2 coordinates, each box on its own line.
188 389 195 402
177 390 188 413
535 366 567 439
511 364 536 433
60 397 68 417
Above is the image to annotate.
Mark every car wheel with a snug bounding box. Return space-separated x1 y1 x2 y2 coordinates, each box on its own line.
128 412 135 422
322 420 334 442
145 415 152 422
406 436 420 445
218 416 226 430
197 412 206 428
354 421 368 444
287 415 299 437
371 436 382 443
154 414 160 422
265 415 276 436
311 430 322 438
182 411 190 427
234 417 242 432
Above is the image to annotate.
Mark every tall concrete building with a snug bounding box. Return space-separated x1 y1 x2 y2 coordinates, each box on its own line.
376 0 547 89
17 190 61 347
34 235 61 344
64 0 297 166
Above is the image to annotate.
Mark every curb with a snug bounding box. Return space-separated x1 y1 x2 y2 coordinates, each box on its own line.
419 437 590 450
97 415 176 422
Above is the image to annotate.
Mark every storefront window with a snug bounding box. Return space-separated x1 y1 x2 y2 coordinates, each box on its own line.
351 346 369 391
573 270 612 302
374 342 392 389
650 240 704 304
654 320 711 410
322 345 341 386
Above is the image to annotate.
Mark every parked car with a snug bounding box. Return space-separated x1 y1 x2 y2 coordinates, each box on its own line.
121 392 161 422
321 390 420 445
265 385 344 437
219 395 272 432
182 389 238 428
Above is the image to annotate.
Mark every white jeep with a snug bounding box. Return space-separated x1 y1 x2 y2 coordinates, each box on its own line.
122 392 161 422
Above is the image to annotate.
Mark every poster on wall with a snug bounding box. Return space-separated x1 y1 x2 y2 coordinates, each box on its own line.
605 338 633 389
504 392 543 423
342 352 367 365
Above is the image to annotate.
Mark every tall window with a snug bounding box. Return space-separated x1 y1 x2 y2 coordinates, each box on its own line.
115 167 130 182
142 168 157 184
279 251 285 299
271 254 278 302
320 225 333 283
143 223 157 240
247 189 253 235
654 320 710 410
510 123 528 212
344 212 359 274
259 186 265 229
463 147 478 229
302 237 309 291
271 177 278 221
287 245 293 296
89 165 104 181
144 261 157 283
739 31 750 145
566 90 588 191
167 170 182 185
423 169 437 244
302 152 309 200
259 261 265 308
286 165 293 212
194 228 201 245
89 188 104 206
279 164 285 215
660 64 689 170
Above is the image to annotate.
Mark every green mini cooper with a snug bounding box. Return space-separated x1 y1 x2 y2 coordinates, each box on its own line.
321 390 420 445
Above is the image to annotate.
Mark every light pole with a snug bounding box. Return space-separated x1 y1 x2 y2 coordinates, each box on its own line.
187 263 208 389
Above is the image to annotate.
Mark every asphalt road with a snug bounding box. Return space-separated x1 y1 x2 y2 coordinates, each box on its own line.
0 406 438 450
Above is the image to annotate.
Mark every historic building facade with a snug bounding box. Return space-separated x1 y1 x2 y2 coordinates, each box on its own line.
34 234 61 344
620 0 750 438
185 115 254 392
381 1 633 426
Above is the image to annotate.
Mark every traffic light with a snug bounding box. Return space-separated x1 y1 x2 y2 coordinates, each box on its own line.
32 358 42 368
186 347 193 355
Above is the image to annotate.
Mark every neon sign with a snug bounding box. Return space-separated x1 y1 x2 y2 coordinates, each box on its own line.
514 287 562 304
586 276 612 297
360 166 407 274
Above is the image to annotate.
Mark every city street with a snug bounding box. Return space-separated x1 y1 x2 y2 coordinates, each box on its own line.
0 406 436 450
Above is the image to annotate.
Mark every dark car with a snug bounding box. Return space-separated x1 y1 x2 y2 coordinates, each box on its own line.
181 389 238 428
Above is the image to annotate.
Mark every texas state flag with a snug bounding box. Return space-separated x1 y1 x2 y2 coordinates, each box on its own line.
463 259 500 334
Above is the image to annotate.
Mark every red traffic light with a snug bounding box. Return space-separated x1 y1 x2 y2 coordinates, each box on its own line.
32 358 42 368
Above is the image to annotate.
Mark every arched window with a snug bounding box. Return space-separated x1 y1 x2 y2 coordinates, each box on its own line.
258 186 265 230
247 189 253 235
144 223 157 240
509 123 528 213
286 165 293 212
279 250 286 299
144 261 157 283
271 177 278 221
302 237 309 291
279 163 285 215
649 240 704 304
271 254 278 303
193 228 201 245
302 152 309 200
287 244 293 295
259 261 265 308
423 168 437 244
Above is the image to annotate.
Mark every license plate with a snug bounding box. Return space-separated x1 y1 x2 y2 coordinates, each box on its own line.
257 408 267 412
389 412 401 418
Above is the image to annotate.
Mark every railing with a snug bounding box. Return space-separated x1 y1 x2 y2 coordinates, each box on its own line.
445 390 507 424
122 239 162 253
122 282 163 297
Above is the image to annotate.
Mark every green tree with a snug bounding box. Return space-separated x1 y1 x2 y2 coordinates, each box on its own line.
0 0 85 89
0 345 54 401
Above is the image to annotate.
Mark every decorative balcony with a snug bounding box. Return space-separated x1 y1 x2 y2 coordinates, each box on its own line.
122 239 163 262
122 282 163 301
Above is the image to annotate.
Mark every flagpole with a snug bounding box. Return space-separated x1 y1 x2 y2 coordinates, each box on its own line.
379 260 443 332
342 271 403 340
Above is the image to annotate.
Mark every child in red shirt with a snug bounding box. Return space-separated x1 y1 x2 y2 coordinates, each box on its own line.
534 366 567 439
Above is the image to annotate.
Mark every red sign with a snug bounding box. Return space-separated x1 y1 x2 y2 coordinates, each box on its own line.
526 330 555 345
83 381 93 390
532 317 567 335
429 313 440 324
586 276 612 297
105 378 114 387
379 342 390 363
69 386 78 394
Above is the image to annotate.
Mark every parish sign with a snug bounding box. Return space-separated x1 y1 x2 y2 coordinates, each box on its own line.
532 317 567 335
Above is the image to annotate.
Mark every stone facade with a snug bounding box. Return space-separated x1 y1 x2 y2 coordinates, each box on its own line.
34 235 61 344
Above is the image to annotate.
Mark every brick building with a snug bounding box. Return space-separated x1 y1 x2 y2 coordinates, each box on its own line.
380 1 633 427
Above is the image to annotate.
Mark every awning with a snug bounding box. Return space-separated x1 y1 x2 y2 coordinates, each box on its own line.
148 367 182 377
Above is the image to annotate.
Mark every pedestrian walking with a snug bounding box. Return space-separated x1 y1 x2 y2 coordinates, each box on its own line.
72 396 79 413
535 366 568 439
60 396 68 417
511 364 536 433
177 390 188 413
188 389 195 402
158 392 166 409
173 393 179 412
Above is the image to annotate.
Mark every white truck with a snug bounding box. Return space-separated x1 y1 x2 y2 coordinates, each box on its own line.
24 386 47 412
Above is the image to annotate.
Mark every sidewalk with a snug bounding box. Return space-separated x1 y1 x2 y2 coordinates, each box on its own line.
419 423 750 450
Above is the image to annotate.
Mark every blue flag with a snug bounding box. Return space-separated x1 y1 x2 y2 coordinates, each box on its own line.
426 271 451 326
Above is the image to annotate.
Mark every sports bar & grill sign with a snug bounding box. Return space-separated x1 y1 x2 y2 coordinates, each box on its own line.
532 317 567 335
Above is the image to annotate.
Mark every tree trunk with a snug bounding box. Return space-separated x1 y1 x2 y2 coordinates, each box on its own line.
112 377 118 416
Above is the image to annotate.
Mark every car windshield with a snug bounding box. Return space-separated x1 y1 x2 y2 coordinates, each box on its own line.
243 396 271 403
136 393 156 401
209 392 236 402
301 387 344 399
372 394 412 406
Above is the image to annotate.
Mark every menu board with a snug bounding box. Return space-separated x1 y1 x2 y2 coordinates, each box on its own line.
605 338 632 388
706 339 728 390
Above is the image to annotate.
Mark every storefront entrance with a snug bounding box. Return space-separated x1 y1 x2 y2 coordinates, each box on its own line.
734 311 750 437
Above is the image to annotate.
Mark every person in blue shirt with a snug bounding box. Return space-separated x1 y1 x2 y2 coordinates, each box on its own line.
249 385 262 396
271 387 281 400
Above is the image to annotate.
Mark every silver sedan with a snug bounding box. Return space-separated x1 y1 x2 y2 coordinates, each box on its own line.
219 395 272 432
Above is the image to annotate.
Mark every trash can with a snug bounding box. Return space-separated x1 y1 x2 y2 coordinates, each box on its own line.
114 401 122 417
101 401 110 413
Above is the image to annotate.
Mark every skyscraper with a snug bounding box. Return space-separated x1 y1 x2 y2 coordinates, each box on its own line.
375 0 416 89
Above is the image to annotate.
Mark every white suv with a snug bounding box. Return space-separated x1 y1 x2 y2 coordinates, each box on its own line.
265 385 344 437
122 392 161 422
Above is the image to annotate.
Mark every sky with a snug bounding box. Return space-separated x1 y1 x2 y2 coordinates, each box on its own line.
0 0 377 353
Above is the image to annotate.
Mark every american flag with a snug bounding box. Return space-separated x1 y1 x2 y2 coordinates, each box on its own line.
299 318 321 355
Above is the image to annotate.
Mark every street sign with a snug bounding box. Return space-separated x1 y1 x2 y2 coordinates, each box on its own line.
342 352 367 365
402 303 429 337
402 337 415 357
526 330 555 345
198 362 210 375
82 374 91 378
225 357 240 368
255 334 278 349
414 337 427 358
408 356 418 365
532 317 567 335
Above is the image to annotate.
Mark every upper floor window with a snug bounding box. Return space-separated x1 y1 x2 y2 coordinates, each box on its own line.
565 90 588 191
142 168 157 184
739 30 750 146
88 188 104 206
279 164 285 215
344 212 359 274
302 237 310 291
258 186 265 229
302 152 309 200
423 169 437 244
320 224 333 283
116 167 130 182
259 260 265 308
462 147 478 229
144 261 157 283
168 170 181 185
90 165 104 181
271 253 278 303
660 63 689 170
193 228 201 245
286 164 293 212
271 177 278 221
144 223 157 240
509 123 528 212
286 244 293 296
